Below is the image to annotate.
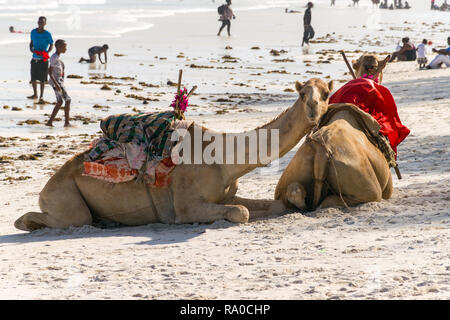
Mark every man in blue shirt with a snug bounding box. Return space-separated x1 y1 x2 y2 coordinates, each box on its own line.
28 16 53 101
427 36 450 69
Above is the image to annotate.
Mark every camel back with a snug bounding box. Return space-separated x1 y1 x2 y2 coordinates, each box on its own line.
317 103 397 168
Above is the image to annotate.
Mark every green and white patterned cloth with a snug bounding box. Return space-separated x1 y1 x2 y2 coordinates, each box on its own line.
87 111 178 162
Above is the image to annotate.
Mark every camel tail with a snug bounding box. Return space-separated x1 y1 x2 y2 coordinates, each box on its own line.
309 138 330 211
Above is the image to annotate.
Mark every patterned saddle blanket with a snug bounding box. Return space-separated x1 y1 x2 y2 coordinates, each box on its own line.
83 111 192 187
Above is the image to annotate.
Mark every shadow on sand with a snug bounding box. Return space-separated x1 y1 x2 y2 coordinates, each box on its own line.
0 220 235 246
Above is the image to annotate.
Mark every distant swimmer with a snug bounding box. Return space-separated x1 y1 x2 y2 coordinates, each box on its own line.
79 44 109 64
9 26 25 34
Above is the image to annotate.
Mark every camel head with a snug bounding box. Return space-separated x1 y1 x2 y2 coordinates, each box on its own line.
295 78 334 125
352 53 389 83
352 54 380 77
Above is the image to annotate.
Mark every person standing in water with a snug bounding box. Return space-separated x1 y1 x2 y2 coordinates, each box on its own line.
79 44 109 64
217 0 236 37
28 16 53 101
302 2 315 47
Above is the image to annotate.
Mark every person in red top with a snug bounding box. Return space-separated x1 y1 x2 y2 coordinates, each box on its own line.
329 56 410 155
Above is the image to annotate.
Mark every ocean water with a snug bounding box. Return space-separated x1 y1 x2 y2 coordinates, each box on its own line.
1 0 445 46
0 0 447 137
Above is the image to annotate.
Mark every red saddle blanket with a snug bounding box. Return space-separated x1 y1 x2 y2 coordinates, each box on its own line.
329 78 410 155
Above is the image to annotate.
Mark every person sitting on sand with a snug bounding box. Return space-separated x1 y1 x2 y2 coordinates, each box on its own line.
417 39 429 69
380 0 388 8
426 37 450 69
404 1 411 9
46 40 71 127
79 44 109 64
389 37 416 62
430 0 439 9
285 8 301 13
217 0 235 37
396 0 404 8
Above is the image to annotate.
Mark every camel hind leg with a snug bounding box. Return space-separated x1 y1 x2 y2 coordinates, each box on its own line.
15 170 92 232
311 141 330 211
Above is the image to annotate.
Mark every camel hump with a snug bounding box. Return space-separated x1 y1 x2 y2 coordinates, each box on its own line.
320 103 381 135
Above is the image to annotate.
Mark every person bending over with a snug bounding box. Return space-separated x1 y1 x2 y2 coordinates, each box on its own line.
79 44 109 64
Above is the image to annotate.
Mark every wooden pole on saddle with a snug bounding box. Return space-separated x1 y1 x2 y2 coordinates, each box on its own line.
373 54 402 180
340 50 357 80
175 69 184 120
176 69 183 107
394 165 402 179
187 85 198 98
372 54 391 85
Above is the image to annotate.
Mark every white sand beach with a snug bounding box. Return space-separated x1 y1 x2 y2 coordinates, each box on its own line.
0 0 449 299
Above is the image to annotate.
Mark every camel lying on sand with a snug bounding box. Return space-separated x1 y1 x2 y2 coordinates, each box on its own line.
275 54 396 210
15 78 334 231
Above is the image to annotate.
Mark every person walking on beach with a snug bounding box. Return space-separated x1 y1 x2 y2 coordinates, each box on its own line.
426 37 450 69
217 0 235 36
28 16 53 101
302 2 315 47
331 0 336 6
46 40 71 127
79 44 109 64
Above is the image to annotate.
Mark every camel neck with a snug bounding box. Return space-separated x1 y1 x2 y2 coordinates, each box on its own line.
220 98 313 185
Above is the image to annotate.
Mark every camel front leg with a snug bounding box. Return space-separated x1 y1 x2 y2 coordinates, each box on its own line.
223 196 287 220
285 182 307 210
174 198 249 224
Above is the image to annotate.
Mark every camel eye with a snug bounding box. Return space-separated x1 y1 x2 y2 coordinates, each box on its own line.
300 92 306 100
322 92 329 100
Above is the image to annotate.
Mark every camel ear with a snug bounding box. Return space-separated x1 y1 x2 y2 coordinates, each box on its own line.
328 80 334 92
295 81 304 93
352 59 360 71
